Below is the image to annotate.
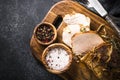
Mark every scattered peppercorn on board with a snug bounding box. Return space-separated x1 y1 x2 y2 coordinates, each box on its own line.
30 1 120 80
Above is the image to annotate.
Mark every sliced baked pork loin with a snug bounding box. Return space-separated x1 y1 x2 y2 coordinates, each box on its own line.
71 31 104 56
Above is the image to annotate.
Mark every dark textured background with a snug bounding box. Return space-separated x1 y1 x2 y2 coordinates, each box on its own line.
0 0 120 80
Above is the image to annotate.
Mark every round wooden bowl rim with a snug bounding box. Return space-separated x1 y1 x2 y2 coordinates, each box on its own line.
34 22 57 45
42 43 73 74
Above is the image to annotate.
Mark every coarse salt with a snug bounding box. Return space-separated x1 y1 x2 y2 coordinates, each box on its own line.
45 47 70 70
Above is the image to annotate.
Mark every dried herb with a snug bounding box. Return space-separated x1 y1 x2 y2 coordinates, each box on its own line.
36 24 55 43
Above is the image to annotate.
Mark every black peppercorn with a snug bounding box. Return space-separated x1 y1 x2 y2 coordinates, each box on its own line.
36 24 55 43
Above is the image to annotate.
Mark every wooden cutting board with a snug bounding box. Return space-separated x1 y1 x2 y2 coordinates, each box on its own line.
30 1 119 80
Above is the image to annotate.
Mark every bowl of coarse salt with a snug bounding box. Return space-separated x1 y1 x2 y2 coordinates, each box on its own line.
42 43 73 74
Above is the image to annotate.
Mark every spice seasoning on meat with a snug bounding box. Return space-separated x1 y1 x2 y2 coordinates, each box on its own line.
45 47 70 70
36 24 55 43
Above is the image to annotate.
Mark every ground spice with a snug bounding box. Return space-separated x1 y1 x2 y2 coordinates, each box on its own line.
45 47 70 70
36 24 55 43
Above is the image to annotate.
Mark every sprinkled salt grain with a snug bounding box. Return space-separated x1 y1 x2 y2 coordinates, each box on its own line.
45 47 70 70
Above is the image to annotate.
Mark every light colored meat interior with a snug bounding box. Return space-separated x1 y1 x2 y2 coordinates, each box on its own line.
71 32 104 56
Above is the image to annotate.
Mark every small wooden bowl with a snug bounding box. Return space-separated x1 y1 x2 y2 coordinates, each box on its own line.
34 22 57 45
42 43 73 74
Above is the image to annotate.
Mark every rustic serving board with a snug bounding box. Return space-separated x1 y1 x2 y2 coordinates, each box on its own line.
30 1 119 80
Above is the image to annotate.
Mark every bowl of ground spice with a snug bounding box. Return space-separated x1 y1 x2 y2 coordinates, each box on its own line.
42 43 73 74
34 22 57 45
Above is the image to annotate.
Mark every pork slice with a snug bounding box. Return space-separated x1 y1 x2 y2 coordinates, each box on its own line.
81 43 113 80
71 31 104 56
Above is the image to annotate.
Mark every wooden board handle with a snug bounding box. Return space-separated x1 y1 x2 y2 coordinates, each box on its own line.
42 12 63 29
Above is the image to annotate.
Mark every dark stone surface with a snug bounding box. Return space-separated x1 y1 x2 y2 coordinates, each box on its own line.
0 0 119 80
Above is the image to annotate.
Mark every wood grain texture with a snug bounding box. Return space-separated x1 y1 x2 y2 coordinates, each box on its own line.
30 1 119 80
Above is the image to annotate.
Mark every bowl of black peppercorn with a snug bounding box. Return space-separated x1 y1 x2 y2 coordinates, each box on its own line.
34 22 57 45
